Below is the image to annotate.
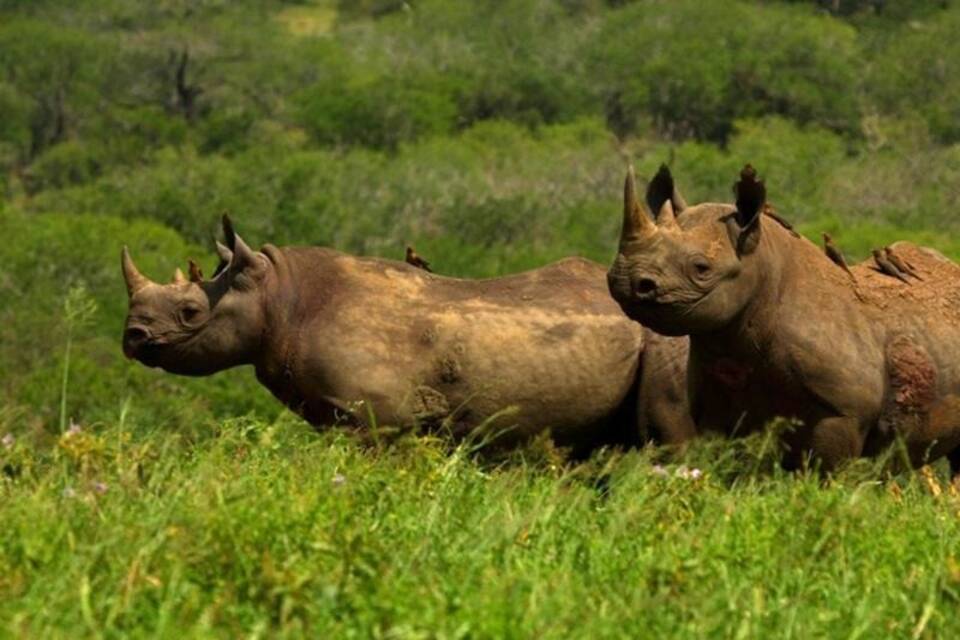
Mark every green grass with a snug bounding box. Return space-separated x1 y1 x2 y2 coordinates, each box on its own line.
1 411 958 638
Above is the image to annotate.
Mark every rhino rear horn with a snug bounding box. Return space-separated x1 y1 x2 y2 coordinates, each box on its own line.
121 246 152 296
620 165 656 244
172 268 187 285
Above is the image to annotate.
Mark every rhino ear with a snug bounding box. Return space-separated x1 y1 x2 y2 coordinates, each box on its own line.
220 214 265 283
230 232 261 274
188 259 204 283
213 241 233 277
731 164 765 255
221 213 237 252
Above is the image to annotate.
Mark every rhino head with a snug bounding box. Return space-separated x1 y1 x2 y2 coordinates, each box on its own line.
607 165 767 336
122 216 269 375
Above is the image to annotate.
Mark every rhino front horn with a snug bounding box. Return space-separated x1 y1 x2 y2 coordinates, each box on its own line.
121 246 152 296
621 165 656 243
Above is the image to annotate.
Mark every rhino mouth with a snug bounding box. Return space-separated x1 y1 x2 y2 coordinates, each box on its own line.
126 341 164 366
617 289 713 336
122 327 168 366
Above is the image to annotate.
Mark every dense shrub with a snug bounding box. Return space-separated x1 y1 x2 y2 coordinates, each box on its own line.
589 0 861 141
867 7 960 144
296 75 459 150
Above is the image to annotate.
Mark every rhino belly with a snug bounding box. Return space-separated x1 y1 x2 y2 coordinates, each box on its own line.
420 309 644 440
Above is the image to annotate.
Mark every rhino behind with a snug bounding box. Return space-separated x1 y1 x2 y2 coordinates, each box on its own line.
608 164 960 472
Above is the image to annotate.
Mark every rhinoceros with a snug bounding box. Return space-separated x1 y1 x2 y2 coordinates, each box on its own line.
608 164 960 472
122 216 693 452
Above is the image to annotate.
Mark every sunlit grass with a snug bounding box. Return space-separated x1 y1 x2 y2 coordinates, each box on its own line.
1 412 959 637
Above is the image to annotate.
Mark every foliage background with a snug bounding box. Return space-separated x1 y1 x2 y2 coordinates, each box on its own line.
2 0 960 636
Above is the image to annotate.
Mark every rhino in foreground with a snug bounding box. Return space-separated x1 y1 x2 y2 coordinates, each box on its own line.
608 164 960 471
122 217 693 452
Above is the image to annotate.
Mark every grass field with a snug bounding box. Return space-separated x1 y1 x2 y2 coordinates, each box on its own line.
2 410 959 637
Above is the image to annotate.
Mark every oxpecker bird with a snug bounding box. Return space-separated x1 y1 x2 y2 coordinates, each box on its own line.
822 233 855 280
405 246 432 272
872 249 911 284
885 247 923 280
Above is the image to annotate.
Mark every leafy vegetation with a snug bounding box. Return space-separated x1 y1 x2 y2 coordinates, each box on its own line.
3 0 960 635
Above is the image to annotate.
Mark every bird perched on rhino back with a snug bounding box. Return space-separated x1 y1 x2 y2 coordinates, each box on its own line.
822 233 854 280
885 246 923 280
405 245 432 272
121 216 694 453
872 248 911 284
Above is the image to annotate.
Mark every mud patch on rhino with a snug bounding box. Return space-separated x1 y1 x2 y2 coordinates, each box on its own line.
409 319 439 347
409 385 451 427
886 335 937 409
435 354 462 384
419 326 439 346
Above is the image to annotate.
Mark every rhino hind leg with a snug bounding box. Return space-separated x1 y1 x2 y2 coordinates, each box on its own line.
949 445 960 478
920 395 960 473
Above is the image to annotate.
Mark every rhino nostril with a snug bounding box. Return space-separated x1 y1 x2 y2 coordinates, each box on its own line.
124 326 149 344
634 277 658 299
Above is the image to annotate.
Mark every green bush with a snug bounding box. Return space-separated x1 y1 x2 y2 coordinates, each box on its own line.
868 7 960 143
590 0 861 141
24 140 101 193
296 75 458 150
0 82 33 165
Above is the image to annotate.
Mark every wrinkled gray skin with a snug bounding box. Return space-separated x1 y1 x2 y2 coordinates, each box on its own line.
123 218 693 452
608 165 960 471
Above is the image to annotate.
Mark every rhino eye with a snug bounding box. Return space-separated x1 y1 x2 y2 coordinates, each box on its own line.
692 257 712 276
179 305 202 324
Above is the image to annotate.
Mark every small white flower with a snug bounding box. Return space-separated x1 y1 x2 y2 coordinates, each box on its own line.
66 422 82 436
332 473 346 486
675 466 703 480
1 433 13 450
62 486 76 498
651 465 669 477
